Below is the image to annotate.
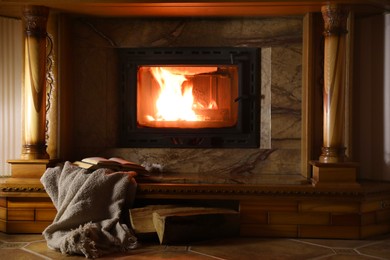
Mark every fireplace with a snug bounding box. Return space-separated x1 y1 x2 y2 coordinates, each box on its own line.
63 16 302 179
119 47 260 148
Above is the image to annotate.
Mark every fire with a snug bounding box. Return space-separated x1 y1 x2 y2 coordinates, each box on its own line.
148 66 217 122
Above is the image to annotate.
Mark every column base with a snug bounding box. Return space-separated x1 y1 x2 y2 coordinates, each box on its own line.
319 147 346 163
310 160 360 188
21 144 50 160
7 159 60 178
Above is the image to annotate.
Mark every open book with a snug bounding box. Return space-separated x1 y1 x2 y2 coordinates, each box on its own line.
73 157 149 175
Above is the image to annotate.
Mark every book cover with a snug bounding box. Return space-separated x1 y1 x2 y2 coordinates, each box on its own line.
74 157 149 174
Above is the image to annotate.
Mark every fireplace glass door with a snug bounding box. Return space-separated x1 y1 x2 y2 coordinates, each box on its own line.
119 47 260 148
137 65 238 129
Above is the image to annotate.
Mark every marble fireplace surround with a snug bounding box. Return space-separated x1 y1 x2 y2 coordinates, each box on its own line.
63 15 304 185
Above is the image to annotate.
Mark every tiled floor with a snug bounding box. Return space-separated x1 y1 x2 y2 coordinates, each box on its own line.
0 233 390 259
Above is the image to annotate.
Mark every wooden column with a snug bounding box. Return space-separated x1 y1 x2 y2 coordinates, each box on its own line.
1 7 59 234
21 5 49 160
320 4 348 163
311 4 358 187
7 6 56 179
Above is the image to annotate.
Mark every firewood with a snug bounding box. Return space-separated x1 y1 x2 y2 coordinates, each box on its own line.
152 207 239 244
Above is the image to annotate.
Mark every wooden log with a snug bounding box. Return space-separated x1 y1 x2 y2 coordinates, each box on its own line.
129 205 179 240
152 207 240 244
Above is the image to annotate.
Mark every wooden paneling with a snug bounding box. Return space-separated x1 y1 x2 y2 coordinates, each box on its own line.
269 212 329 225
7 197 53 208
239 192 390 238
299 225 360 239
361 200 390 212
331 213 362 226
360 224 390 238
241 224 298 237
361 212 377 225
0 207 6 220
240 211 268 224
3 221 52 234
299 201 360 213
36 209 57 221
377 209 390 223
0 196 56 233
7 209 35 221
0 197 6 207
240 201 298 212
1 178 390 238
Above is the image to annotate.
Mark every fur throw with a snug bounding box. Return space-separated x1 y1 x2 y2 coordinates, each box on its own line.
41 161 138 258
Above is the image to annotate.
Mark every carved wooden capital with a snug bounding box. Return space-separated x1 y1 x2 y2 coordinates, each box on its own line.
22 5 49 38
321 4 349 36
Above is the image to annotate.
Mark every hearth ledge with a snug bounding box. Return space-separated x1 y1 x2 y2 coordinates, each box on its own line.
1 178 390 200
135 181 390 201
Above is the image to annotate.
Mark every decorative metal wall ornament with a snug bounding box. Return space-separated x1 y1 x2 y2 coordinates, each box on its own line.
45 32 55 144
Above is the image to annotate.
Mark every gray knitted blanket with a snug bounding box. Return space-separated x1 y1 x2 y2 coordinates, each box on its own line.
40 161 138 258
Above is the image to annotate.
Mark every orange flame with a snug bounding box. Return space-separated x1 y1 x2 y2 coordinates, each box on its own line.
148 67 217 122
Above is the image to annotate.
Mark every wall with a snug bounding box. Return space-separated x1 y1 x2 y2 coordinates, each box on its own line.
355 13 390 181
0 16 22 176
61 16 304 184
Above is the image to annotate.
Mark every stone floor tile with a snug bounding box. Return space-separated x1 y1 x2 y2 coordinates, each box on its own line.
128 240 168 253
24 240 85 260
315 255 383 260
102 244 211 259
0 241 28 249
0 248 44 259
190 237 333 259
26 239 175 259
356 239 390 259
110 250 217 260
1 233 390 260
0 233 44 243
25 240 163 260
297 237 387 249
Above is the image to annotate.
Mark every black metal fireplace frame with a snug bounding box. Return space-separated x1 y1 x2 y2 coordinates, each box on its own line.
118 47 260 148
